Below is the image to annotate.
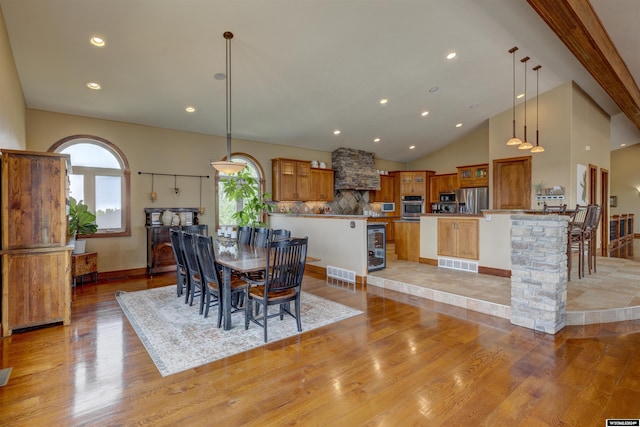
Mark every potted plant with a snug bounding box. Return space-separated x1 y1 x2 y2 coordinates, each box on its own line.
221 168 273 227
68 196 98 254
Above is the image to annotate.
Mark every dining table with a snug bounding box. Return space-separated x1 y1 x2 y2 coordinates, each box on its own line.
213 241 267 330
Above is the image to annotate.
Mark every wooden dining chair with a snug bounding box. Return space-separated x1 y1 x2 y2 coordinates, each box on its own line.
169 229 189 302
195 234 245 326
252 227 271 248
237 226 253 245
584 204 602 275
567 205 589 281
244 237 308 342
180 232 205 314
270 229 291 241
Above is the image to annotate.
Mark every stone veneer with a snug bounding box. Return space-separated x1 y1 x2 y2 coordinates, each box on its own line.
510 214 568 334
332 147 380 191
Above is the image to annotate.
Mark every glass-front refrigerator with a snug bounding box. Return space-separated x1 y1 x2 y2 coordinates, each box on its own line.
367 223 386 272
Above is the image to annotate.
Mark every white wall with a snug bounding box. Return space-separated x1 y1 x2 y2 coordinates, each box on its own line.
268 214 368 277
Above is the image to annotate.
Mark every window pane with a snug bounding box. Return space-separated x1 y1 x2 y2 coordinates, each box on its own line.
95 175 122 229
69 174 85 202
218 180 238 226
61 142 120 168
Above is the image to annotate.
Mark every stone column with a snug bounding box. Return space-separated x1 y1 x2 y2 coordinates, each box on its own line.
510 214 568 334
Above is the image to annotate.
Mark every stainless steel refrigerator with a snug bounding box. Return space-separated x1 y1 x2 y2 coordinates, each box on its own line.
455 187 489 214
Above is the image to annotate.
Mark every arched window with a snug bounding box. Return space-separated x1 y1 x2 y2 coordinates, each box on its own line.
216 154 266 228
50 135 131 237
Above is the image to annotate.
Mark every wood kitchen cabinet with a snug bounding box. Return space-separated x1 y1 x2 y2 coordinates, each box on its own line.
399 171 427 197
437 218 479 259
272 158 311 201
395 220 420 262
370 174 395 202
1 150 72 337
309 168 334 201
429 173 459 202
457 164 488 188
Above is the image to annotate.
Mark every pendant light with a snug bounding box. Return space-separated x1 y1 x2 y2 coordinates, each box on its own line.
518 56 533 150
530 65 545 153
211 31 246 174
506 47 522 146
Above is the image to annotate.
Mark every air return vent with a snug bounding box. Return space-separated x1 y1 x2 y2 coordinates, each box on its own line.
327 265 356 283
438 257 478 273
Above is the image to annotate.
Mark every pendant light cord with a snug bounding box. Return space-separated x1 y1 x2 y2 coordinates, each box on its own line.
521 56 530 142
509 47 518 138
224 31 233 162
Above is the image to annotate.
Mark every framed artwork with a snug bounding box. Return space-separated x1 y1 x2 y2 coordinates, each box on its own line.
183 212 193 225
576 164 587 205
151 212 161 225
610 196 617 207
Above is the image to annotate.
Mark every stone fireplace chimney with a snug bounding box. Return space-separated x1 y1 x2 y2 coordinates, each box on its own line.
332 148 381 191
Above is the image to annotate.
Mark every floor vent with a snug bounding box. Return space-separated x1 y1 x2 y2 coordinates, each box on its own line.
438 257 479 273
327 265 356 283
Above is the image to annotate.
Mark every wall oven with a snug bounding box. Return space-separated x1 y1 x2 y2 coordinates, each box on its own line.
401 195 424 219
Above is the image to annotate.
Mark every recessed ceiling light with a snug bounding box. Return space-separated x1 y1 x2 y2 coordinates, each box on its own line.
379 99 388 105
446 52 457 60
456 123 462 128
90 37 105 47
86 82 101 90
185 106 195 113
620 143 627 147
470 103 479 109
517 93 524 99
214 73 226 80
421 111 429 117
373 138 381 143
333 130 341 135
409 145 416 150
429 86 439 93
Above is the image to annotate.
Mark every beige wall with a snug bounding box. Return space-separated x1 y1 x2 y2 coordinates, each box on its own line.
408 124 489 174
610 145 640 233
0 6 26 150
26 109 400 273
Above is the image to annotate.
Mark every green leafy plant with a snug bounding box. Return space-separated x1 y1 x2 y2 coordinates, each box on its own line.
69 196 98 236
221 168 273 227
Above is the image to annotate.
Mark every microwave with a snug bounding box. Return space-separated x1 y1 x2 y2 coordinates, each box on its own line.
381 202 395 213
440 193 456 202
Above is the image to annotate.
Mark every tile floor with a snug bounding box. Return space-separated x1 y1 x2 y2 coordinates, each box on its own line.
367 239 640 326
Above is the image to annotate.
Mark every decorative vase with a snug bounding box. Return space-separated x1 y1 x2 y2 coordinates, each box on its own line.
171 214 180 226
161 210 173 225
179 212 187 225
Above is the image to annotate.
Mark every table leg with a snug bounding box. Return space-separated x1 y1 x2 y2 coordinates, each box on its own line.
222 266 232 330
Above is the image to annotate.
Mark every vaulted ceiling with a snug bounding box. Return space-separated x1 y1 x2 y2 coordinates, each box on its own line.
1 0 638 162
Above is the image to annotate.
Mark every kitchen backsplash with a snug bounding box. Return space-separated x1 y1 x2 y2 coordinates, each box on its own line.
270 189 377 215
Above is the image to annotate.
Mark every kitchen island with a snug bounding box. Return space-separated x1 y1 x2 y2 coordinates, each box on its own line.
268 213 369 283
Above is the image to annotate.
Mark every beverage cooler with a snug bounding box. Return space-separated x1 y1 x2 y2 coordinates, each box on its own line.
367 223 386 272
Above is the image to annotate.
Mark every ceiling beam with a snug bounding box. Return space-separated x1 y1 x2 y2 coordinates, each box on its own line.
527 0 640 127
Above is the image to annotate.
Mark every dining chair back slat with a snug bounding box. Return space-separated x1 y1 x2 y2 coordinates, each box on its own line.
169 229 189 302
252 227 271 248
237 226 253 245
180 232 205 314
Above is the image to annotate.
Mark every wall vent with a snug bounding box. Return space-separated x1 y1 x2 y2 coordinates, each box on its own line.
437 257 479 273
327 265 356 283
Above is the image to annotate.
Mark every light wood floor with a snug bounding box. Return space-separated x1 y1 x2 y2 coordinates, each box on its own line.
1 270 640 425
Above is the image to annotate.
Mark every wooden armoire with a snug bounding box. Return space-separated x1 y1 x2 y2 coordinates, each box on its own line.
1 149 72 337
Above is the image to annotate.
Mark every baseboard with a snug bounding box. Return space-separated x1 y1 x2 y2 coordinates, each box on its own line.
419 257 438 266
99 268 149 282
478 266 511 278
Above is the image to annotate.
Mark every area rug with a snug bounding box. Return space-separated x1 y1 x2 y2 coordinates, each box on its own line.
116 286 363 377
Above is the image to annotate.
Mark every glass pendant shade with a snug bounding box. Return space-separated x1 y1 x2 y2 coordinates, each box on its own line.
518 141 533 150
507 136 523 146
211 31 246 174
530 144 545 153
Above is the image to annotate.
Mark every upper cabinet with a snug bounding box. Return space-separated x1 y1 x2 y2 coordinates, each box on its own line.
457 164 488 188
429 173 459 202
399 171 427 197
1 150 70 249
370 174 395 202
272 158 311 201
309 168 334 202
